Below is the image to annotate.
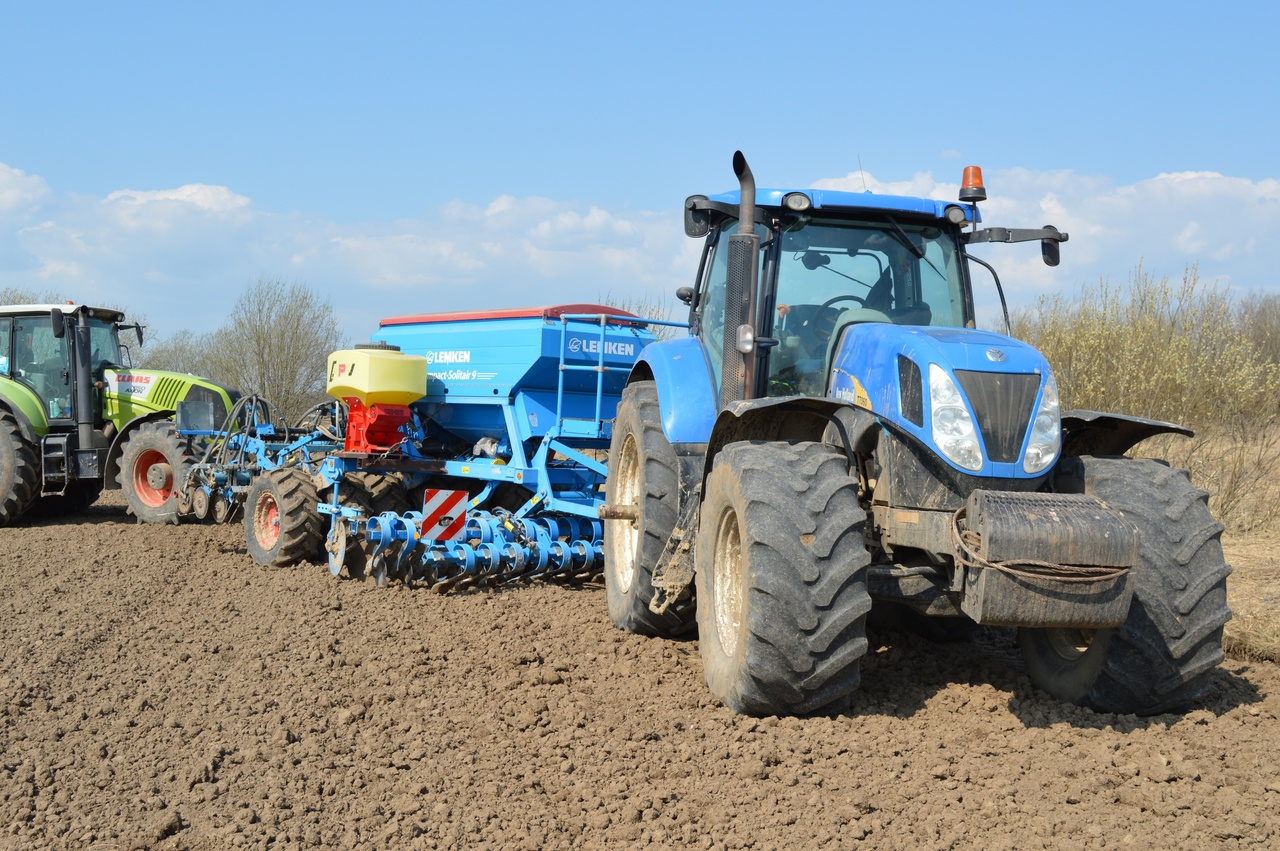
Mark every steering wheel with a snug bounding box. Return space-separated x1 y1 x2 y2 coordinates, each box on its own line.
819 294 865 310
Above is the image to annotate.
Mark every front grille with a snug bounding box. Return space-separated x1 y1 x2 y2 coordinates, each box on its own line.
151 377 186 410
954 370 1040 463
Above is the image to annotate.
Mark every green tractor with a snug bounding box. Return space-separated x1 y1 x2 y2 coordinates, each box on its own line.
0 304 238 525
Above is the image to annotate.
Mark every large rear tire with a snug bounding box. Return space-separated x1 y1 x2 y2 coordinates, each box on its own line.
117 421 192 524
603 381 696 637
245 468 323 567
1019 455 1231 715
0 411 40 527
352 472 410 515
695 441 872 716
28 481 104 518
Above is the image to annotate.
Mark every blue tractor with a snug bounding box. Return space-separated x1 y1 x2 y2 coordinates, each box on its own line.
602 152 1231 717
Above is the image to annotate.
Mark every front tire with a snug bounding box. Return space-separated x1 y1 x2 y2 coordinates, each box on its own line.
0 411 40 526
117 421 193 524
244 468 323 567
603 381 695 637
1019 455 1232 715
695 441 872 716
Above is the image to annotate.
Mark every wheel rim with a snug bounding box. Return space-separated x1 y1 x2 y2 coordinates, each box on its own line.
131 449 173 507
1043 627 1096 662
610 432 640 593
253 491 281 550
192 488 210 520
712 507 744 656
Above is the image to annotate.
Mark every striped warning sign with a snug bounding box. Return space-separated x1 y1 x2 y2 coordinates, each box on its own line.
421 489 468 542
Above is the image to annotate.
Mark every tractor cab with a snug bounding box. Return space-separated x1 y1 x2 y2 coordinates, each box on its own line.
690 210 973 398
0 306 130 423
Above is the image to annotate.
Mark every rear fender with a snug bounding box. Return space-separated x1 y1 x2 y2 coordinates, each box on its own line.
633 337 718 444
1060 410 1192 458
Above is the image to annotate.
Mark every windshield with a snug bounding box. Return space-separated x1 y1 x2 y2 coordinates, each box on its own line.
766 216 967 395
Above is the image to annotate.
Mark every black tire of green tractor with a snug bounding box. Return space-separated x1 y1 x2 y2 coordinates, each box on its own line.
117 421 192 524
28 481 104 518
244 468 324 567
1019 455 1232 715
603 380 697 638
0 411 40 527
695 441 873 716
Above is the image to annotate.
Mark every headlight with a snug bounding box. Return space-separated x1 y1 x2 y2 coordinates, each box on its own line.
1023 372 1061 474
929 364 982 472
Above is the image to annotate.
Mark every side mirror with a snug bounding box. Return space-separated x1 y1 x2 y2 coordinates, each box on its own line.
684 195 710 238
676 286 694 306
50 308 65 338
1041 225 1062 267
117 322 144 347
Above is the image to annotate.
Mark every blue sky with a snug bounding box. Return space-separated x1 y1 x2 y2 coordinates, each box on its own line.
1 1 1276 341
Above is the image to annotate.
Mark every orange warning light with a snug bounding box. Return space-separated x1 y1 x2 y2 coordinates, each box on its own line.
959 166 986 203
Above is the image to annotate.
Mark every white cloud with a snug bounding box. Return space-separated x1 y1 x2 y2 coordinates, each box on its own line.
0 161 1276 344
0 164 51 213
105 184 251 213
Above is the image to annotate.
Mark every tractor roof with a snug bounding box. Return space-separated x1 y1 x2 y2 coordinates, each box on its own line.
701 188 975 222
0 304 127 322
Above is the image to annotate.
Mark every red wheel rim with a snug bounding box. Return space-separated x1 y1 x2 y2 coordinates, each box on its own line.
253 493 281 549
131 449 172 507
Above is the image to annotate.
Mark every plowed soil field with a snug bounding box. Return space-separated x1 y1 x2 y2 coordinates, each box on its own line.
2 493 1277 850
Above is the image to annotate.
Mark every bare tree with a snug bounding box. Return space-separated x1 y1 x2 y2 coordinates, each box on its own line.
141 277 347 423
135 328 214 375
0 286 65 305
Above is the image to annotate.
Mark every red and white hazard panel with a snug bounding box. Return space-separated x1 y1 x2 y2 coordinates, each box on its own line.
421 489 468 542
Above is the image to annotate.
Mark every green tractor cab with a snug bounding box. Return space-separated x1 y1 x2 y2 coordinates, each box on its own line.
0 304 237 525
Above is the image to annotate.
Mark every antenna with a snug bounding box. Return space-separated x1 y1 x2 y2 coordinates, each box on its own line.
857 155 868 192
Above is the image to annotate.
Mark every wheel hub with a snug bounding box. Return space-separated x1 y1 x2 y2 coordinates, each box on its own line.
146 462 173 491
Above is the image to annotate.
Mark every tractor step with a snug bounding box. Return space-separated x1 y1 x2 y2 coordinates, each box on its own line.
40 433 70 493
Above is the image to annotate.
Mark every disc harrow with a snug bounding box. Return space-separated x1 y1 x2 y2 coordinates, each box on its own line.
326 508 605 590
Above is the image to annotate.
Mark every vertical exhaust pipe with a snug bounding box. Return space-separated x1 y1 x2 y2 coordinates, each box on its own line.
718 151 762 408
73 308 95 457
733 151 755 236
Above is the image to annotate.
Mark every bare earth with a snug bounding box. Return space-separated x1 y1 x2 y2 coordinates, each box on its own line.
2 493 1277 850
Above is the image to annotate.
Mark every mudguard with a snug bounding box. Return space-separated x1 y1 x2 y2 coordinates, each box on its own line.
633 337 718 445
1060 410 1192 458
707 396 879 478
